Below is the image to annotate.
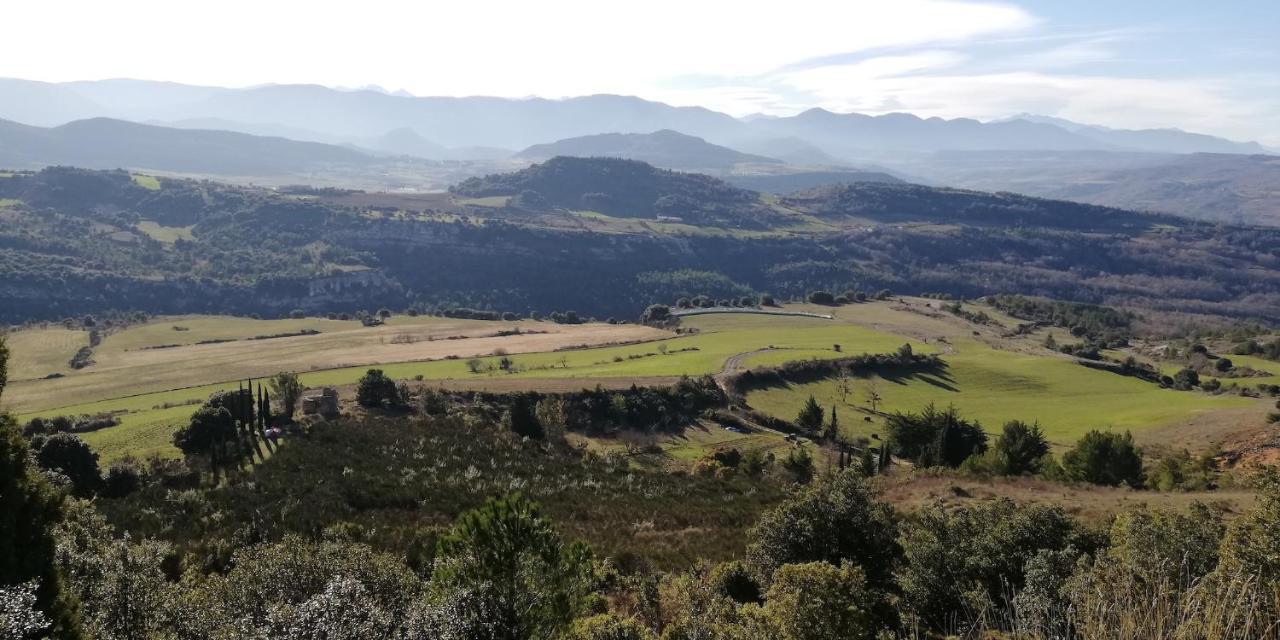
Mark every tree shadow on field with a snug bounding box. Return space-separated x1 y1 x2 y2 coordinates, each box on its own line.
857 360 959 393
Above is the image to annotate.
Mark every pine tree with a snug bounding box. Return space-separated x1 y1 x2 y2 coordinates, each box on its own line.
796 395 825 432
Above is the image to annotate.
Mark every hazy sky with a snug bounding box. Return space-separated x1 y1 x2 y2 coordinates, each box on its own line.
3 0 1278 145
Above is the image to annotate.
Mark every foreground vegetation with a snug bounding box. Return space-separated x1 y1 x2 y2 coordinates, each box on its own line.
8 319 1280 639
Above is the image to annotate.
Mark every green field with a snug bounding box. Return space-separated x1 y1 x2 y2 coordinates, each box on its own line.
136 220 195 243
130 173 162 190
12 311 917 460
1196 352 1280 388
10 303 1265 462
748 337 1253 447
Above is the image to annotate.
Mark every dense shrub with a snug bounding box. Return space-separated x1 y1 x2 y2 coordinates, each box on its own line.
356 369 402 408
30 433 101 496
885 404 988 469
898 499 1078 632
1056 430 1144 487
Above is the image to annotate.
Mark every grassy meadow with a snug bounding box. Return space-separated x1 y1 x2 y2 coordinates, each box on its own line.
135 220 195 243
747 336 1255 448
130 173 162 190
7 299 1270 463
9 310 914 460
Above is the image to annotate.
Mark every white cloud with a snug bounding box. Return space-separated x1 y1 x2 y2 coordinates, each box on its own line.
0 0 1034 97
2 0 1277 144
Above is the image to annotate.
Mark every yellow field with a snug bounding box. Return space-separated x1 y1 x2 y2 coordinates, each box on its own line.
4 326 90 380
4 314 668 414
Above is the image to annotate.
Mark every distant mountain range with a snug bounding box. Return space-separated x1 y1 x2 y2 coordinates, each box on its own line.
0 77 1268 158
0 77 1276 225
0 117 377 175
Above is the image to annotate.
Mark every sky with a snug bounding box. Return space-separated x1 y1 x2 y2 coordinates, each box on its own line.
2 0 1278 145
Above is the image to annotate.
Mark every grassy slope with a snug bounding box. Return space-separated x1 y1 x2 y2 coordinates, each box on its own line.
748 336 1253 447
4 326 89 380
875 473 1256 523
4 315 667 413
130 173 161 190
135 221 195 243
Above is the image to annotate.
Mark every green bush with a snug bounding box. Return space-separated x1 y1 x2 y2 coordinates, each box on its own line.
1059 430 1144 487
885 403 988 468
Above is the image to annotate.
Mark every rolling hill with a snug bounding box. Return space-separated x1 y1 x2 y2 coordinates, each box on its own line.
515 129 782 171
451 156 780 227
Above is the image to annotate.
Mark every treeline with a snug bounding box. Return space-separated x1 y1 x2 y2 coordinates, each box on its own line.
990 293 1135 345
726 345 940 396
416 375 725 436
784 181 1178 232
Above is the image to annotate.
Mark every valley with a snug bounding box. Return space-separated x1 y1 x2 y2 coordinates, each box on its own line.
4 24 1280 636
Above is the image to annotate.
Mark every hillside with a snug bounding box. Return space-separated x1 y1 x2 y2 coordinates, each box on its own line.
3 165 1280 324
451 156 780 227
884 150 1280 226
783 181 1176 231
724 170 903 194
1041 153 1280 226
1005 113 1269 154
515 129 782 171
0 116 376 175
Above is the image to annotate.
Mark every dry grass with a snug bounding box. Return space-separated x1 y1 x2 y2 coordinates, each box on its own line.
3 326 89 380
874 472 1256 524
4 316 668 413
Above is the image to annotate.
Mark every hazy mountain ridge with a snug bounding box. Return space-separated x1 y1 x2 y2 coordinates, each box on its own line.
1039 153 1280 226
0 77 1267 157
0 116 376 174
516 129 782 171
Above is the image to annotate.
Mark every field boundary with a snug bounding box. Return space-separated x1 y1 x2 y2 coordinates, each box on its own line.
672 308 834 320
19 329 684 416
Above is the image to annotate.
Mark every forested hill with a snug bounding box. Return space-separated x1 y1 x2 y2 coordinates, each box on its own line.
2 165 1280 324
784 182 1179 231
450 156 781 228
515 130 783 171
